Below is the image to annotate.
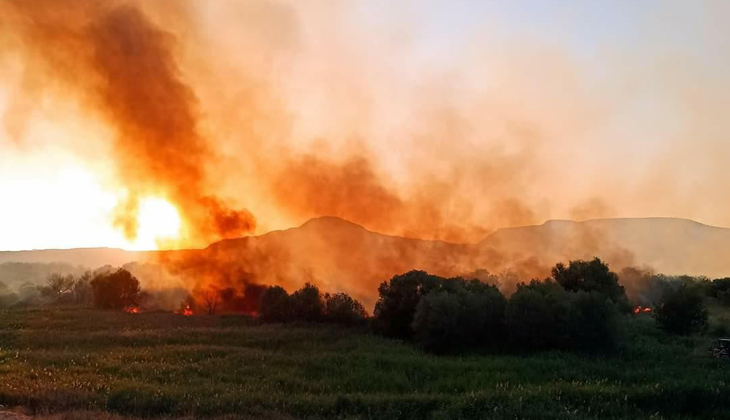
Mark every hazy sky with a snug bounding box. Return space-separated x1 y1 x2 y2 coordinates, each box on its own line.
0 0 728 251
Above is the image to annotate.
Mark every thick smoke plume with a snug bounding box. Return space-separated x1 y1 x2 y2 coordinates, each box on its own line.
2 1 730 307
1 0 255 246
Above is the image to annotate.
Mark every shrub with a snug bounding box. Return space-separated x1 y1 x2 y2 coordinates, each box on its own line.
655 284 708 335
41 273 75 298
412 284 506 353
567 291 621 351
373 270 444 338
552 258 629 310
325 292 367 326
259 285 291 323
710 320 729 337
71 271 93 305
712 278 730 306
90 269 141 310
290 283 325 322
506 280 572 351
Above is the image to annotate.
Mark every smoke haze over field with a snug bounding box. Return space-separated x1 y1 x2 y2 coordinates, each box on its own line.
0 0 729 254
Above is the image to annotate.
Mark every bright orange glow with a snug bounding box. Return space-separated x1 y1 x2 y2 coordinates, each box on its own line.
175 305 193 316
124 305 139 314
125 198 182 251
634 305 652 314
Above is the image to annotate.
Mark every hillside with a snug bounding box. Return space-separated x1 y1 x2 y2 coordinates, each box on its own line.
2 217 730 308
479 217 730 279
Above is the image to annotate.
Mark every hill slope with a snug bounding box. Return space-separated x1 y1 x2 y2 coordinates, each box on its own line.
2 217 730 307
479 217 730 278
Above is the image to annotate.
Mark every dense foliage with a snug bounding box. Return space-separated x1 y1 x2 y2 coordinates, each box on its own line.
373 270 444 338
259 283 367 327
412 282 507 353
90 268 141 309
324 292 368 326
655 284 709 335
552 257 629 310
259 285 291 323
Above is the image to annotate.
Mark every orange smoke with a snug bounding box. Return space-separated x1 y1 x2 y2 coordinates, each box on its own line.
1 0 254 247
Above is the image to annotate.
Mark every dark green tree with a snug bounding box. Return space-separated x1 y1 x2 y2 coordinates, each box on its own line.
567 292 621 351
290 283 325 322
259 285 291 323
506 280 572 351
373 270 444 338
412 283 507 353
324 292 367 326
552 258 628 309
90 269 140 310
655 284 708 335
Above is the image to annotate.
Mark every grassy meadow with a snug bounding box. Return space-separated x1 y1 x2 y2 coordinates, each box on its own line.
0 307 728 420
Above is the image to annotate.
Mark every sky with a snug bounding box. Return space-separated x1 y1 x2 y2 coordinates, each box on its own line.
0 0 728 251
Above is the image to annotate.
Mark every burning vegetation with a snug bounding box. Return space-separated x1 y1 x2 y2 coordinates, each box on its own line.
633 305 652 314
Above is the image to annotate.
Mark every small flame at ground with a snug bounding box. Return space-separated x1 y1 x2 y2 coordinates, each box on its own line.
124 305 139 314
633 305 652 314
175 304 193 316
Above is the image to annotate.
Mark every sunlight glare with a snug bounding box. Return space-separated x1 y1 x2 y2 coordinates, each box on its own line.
127 198 182 250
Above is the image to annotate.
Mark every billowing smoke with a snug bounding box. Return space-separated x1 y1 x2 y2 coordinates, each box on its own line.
1 0 255 246
2 1 730 307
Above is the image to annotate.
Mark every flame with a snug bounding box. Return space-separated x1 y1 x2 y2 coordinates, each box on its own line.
179 304 193 316
124 305 139 314
634 305 652 314
123 197 182 250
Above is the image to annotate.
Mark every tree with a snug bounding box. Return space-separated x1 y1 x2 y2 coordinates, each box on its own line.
259 285 291 323
655 284 708 335
290 283 325 322
202 288 220 315
710 278 730 306
412 283 507 353
567 292 621 351
71 271 93 305
90 269 141 310
324 292 367 326
552 258 628 309
506 280 572 351
373 270 444 338
43 273 75 298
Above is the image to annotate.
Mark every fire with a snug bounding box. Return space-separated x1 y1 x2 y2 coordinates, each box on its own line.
175 305 193 316
633 305 652 314
124 305 139 314
124 197 182 251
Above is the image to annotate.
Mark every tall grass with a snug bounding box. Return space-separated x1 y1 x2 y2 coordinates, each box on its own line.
0 307 727 419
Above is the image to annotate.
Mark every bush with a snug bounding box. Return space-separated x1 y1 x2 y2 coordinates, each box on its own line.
655 284 708 335
412 284 506 353
552 258 629 309
290 283 325 322
71 271 93 305
40 273 75 299
259 285 291 323
506 280 572 351
373 270 445 338
90 269 140 310
567 291 621 351
712 278 730 306
325 292 367 326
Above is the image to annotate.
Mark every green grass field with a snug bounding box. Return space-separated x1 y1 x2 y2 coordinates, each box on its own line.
0 307 728 420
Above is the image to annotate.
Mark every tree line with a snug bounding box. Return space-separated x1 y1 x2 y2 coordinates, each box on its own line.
4 257 724 354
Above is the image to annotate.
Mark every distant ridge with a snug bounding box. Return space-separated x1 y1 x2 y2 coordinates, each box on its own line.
2 216 730 308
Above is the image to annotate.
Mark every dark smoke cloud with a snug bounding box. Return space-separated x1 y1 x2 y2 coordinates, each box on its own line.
1 0 255 246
